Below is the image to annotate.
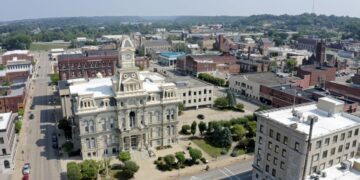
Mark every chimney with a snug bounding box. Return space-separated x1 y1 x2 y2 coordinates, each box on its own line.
247 46 251 60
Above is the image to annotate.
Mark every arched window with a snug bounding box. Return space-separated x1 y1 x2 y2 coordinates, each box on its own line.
89 120 95 133
4 160 10 169
84 120 89 133
129 112 136 128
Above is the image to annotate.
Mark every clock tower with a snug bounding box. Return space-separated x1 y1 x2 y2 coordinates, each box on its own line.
112 36 144 94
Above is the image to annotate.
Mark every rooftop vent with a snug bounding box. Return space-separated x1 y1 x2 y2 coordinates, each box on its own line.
292 109 303 120
290 123 298 129
306 115 318 124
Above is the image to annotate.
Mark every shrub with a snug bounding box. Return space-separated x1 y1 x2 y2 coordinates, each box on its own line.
191 121 197 136
164 154 176 166
67 162 82 180
62 141 74 153
221 149 228 155
15 120 22 134
198 121 207 135
175 152 186 164
181 125 191 135
189 148 202 162
200 157 207 163
118 151 131 162
231 150 239 157
119 169 135 179
123 161 139 173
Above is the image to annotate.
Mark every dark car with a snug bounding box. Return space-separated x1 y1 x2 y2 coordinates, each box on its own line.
29 114 34 119
197 114 205 120
30 104 35 110
52 141 58 149
51 133 58 142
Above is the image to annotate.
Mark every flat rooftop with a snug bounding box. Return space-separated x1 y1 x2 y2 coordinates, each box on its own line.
260 102 360 138
165 75 212 88
306 158 360 180
3 50 29 56
232 72 300 87
0 112 12 130
69 78 114 98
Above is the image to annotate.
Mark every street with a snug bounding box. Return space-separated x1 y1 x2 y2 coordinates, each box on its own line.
12 52 63 180
181 160 253 180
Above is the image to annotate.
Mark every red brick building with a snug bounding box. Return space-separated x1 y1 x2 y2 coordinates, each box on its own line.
325 81 360 103
1 50 33 65
135 57 150 69
58 55 116 80
237 59 270 73
0 85 26 113
296 65 336 87
215 35 239 52
176 55 240 76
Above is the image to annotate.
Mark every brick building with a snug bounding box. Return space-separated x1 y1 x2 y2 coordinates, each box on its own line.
296 65 336 87
134 56 150 69
296 37 320 52
215 35 239 53
236 59 270 73
176 55 240 76
0 59 32 83
0 84 26 113
325 81 360 103
1 50 33 65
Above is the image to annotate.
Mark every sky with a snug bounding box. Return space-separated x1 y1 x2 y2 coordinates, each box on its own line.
1 0 360 21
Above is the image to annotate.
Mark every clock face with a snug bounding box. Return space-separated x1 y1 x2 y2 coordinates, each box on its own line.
125 54 131 60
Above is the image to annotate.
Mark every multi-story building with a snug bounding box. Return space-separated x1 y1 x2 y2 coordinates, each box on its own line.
68 37 180 159
0 84 26 113
253 97 360 180
0 59 33 83
142 40 171 56
296 37 320 53
0 112 18 173
1 50 33 65
177 55 240 76
158 52 185 67
297 65 336 87
166 76 214 109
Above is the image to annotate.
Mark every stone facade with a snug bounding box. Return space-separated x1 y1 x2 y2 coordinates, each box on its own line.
0 112 17 173
69 37 180 160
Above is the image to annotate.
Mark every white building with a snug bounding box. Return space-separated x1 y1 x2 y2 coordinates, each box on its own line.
0 112 17 173
253 97 360 180
68 37 180 159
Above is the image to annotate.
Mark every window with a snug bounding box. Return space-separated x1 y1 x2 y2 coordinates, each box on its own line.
350 151 355 158
194 92 196 95
183 93 186 97
4 160 10 169
340 133 345 140
2 149 6 155
275 145 279 153
348 131 352 138
324 138 330 146
345 143 350 150
331 148 336 155
338 145 343 153
333 135 338 143
0 138 3 144
271 169 276 177
282 149 286 158
276 133 281 141
268 142 272 149
280 161 285 170
283 136 288 145
295 142 300 152
188 91 191 96
312 153 319 162
269 129 274 138
259 136 263 144
322 150 328 158
355 128 359 136
316 140 321 149
188 100 191 103
267 153 271 161
265 165 269 172
329 160 333 166
273 157 278 165
343 154 348 161
352 140 357 147
260 124 264 133
336 157 341 163
320 163 325 170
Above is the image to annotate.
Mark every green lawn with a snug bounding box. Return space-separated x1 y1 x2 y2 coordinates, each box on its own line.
30 43 70 51
192 139 225 158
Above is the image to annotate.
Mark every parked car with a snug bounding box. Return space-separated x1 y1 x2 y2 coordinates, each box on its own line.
30 104 35 110
22 174 29 180
29 114 34 119
52 141 58 149
22 163 31 175
51 133 58 142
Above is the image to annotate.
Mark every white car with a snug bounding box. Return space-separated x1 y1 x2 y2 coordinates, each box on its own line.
22 163 31 175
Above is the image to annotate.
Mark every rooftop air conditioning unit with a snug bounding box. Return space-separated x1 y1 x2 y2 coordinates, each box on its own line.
290 123 298 129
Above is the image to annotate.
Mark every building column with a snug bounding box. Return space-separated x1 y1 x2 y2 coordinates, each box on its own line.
128 136 132 151
119 136 124 151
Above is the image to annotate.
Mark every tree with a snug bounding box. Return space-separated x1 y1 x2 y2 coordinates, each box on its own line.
226 91 236 107
118 151 131 162
285 59 297 72
67 162 82 180
198 122 207 135
15 121 22 134
214 97 229 108
58 119 72 139
50 73 60 85
3 33 32 50
245 121 257 138
238 138 249 149
181 125 191 135
191 121 197 136
175 152 186 165
80 160 99 180
0 64 4 70
231 124 247 141
219 127 233 147
164 154 176 166
62 142 74 153
189 148 202 162
120 161 139 179
178 102 185 115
